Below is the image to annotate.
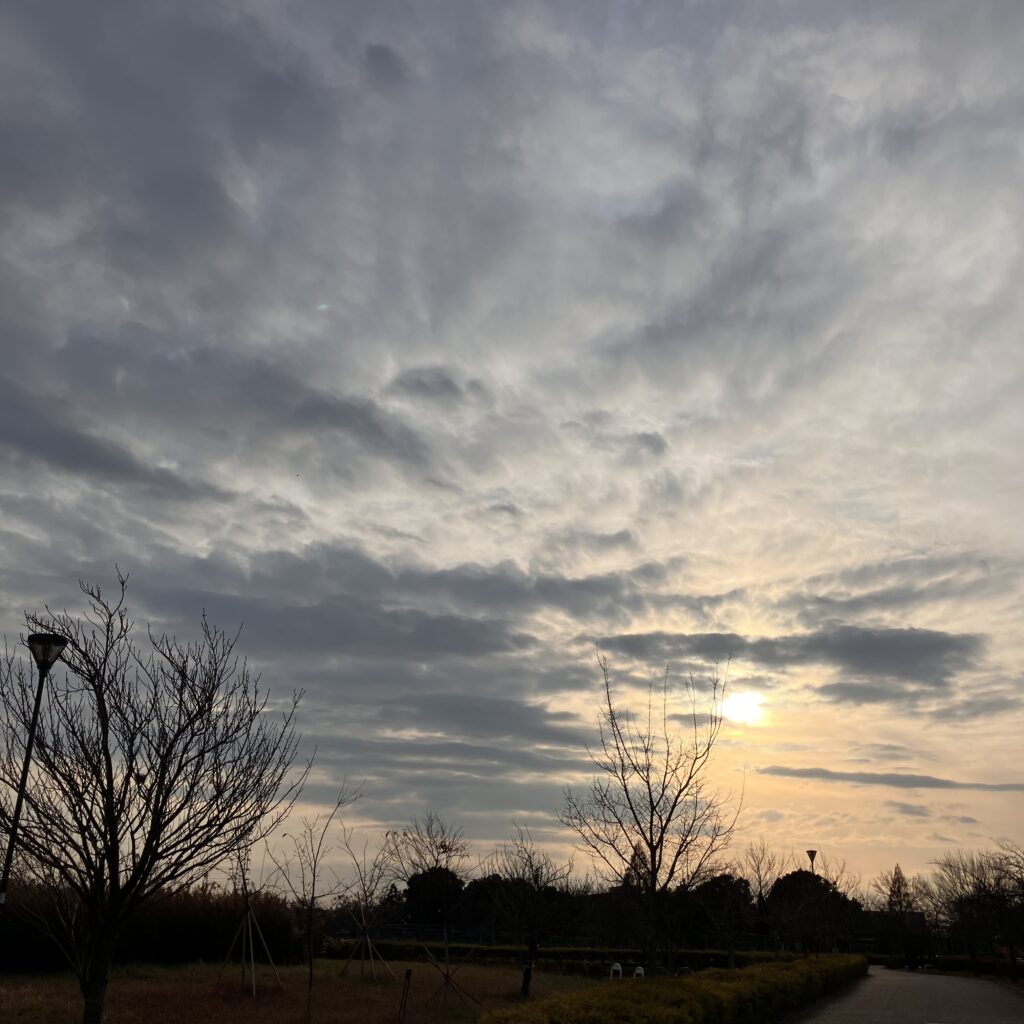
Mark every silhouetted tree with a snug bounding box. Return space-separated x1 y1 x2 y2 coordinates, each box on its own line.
268 787 359 1021
869 863 930 966
404 866 465 942
930 849 1022 964
387 813 470 952
693 873 753 967
766 869 860 955
337 825 396 978
461 873 504 945
385 813 470 882
487 826 573 997
0 575 306 1024
740 840 792 952
560 657 736 968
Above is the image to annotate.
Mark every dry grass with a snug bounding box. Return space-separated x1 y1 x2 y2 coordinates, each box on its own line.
0 960 597 1023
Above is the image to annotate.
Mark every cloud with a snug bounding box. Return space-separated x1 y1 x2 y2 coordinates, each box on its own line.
784 554 1013 626
370 692 589 747
885 801 930 818
851 743 936 763
600 625 983 684
551 528 637 556
55 337 434 471
818 682 903 704
364 42 411 95
929 692 1022 720
140 587 535 662
389 365 464 402
0 376 229 500
760 766 1024 792
633 431 668 456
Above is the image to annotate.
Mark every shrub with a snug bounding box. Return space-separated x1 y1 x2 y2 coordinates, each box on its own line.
480 954 867 1024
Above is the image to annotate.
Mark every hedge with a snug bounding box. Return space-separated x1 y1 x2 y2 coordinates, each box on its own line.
479 954 868 1024
322 939 795 974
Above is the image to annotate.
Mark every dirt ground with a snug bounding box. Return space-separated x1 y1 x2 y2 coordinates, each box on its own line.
0 959 596 1024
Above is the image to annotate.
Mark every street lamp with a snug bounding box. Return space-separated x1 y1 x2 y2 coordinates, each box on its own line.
0 632 68 908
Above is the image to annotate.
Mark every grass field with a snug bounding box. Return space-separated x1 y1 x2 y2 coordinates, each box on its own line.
0 960 598 1023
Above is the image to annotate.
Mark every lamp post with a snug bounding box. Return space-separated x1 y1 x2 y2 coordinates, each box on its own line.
0 632 68 908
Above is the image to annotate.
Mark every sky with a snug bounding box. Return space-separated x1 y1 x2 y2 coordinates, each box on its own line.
1 0 1023 883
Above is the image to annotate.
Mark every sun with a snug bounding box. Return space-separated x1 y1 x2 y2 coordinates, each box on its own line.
722 690 766 726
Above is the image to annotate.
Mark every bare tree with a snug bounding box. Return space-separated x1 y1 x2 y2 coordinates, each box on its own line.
742 840 792 906
870 862 928 917
384 812 471 883
560 656 738 968
384 812 471 971
869 862 931 966
930 849 1015 961
487 825 573 997
267 786 360 1021
740 839 792 952
0 575 307 1024
338 826 396 978
817 853 862 904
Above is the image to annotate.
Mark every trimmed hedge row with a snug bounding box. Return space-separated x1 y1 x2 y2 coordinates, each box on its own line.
323 939 793 974
480 955 868 1024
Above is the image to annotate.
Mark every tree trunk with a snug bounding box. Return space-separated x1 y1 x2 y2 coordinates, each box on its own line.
645 889 658 972
82 974 110 1024
306 900 314 1021
80 933 116 1024
520 938 538 998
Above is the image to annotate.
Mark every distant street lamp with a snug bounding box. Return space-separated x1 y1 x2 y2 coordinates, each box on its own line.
0 632 68 908
806 849 817 875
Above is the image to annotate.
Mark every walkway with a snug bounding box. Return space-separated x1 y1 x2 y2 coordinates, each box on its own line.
795 966 1024 1024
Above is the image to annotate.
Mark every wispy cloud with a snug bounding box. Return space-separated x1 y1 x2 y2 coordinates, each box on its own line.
760 766 1024 792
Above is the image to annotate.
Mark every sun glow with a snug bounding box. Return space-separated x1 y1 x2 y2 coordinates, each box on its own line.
722 690 766 726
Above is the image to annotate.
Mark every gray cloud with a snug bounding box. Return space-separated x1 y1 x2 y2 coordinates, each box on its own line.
364 43 411 95
52 337 434 472
885 801 930 818
0 376 228 500
851 743 936 763
785 554 1014 627
551 528 637 556
929 692 1022 721
600 625 983 685
633 431 668 456
139 586 534 662
370 693 589 747
389 365 463 402
819 682 905 704
760 766 1024 792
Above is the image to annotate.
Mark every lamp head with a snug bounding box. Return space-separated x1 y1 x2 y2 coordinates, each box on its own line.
27 633 68 675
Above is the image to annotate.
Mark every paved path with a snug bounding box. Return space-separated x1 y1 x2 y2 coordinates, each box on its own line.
795 966 1024 1024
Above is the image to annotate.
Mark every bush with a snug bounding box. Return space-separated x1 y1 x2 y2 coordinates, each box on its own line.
479 954 868 1024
